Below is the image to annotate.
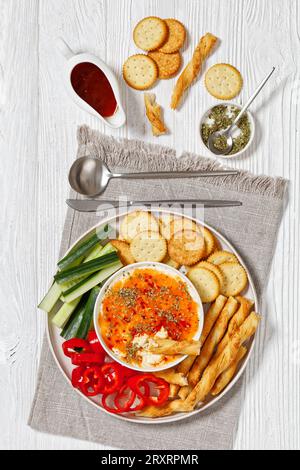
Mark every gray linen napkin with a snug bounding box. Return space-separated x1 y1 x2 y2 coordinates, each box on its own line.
28 126 287 450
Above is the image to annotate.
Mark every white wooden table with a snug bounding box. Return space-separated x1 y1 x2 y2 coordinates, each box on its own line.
0 0 299 450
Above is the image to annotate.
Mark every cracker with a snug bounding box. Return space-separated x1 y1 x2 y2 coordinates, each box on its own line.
162 254 180 270
148 51 181 79
203 227 216 257
133 16 168 51
130 231 167 262
158 19 186 53
159 213 175 239
194 261 224 288
205 63 243 100
110 240 135 266
208 250 239 266
120 211 159 243
218 262 248 296
123 54 158 90
187 267 220 303
169 218 200 240
168 229 205 266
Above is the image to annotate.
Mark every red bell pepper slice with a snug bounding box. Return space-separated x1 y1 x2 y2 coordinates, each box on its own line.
114 384 136 412
87 330 106 356
71 366 85 388
100 362 124 394
128 374 170 407
80 366 104 397
62 338 92 358
72 352 105 366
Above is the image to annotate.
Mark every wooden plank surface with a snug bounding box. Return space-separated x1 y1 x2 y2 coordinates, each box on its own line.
0 0 299 450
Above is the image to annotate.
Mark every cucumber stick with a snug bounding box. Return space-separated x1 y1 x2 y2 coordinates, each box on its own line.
60 296 88 340
38 282 62 313
57 224 112 271
51 297 82 329
61 261 122 303
54 252 118 285
76 287 101 340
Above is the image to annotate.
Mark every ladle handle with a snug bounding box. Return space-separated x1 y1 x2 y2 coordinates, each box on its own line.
228 67 276 133
113 169 238 179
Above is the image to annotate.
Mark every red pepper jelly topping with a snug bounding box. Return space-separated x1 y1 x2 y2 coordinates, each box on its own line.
71 62 117 118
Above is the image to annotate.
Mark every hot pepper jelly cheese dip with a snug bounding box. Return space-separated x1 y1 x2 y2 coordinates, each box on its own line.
98 267 199 369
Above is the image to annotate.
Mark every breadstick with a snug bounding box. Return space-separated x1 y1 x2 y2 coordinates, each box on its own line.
176 295 227 399
169 383 180 399
215 296 254 356
187 296 239 388
211 346 247 396
184 312 260 409
147 338 200 355
154 369 188 386
170 33 217 109
144 93 167 136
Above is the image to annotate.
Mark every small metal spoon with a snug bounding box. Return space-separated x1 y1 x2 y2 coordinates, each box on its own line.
69 157 239 197
208 67 276 156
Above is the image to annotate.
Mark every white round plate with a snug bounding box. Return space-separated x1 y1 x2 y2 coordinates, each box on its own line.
47 208 258 424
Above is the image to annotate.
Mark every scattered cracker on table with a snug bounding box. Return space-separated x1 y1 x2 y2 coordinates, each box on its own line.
205 63 243 100
148 51 181 79
133 16 168 51
130 231 167 262
123 54 158 90
120 211 159 243
218 262 248 296
187 266 220 303
158 19 186 53
168 229 205 266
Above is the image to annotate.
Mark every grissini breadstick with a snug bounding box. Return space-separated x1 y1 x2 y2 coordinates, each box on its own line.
144 93 167 136
139 312 260 418
215 296 254 355
177 295 228 399
154 369 188 386
184 312 260 409
187 296 239 388
211 346 247 395
146 338 201 356
170 32 217 109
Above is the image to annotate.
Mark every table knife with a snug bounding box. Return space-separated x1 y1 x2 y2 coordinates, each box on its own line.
66 199 242 212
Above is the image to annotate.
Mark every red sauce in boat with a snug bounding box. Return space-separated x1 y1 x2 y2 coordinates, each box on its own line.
71 62 117 117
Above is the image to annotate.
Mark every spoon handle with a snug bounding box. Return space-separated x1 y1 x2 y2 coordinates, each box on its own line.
113 169 238 179
228 67 276 132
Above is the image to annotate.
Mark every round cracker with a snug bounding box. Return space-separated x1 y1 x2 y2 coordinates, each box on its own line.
168 229 205 266
159 213 175 239
218 262 248 296
133 16 168 51
162 254 180 270
123 54 158 90
130 231 167 262
158 19 186 53
208 250 239 266
203 227 216 257
169 218 200 240
194 261 224 288
110 240 135 266
187 267 220 303
120 211 159 243
148 51 181 79
205 63 243 100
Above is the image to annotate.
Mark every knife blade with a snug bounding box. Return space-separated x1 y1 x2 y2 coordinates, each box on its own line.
66 199 242 212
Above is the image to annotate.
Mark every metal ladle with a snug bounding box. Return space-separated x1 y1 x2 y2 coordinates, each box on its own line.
69 157 239 197
208 67 276 156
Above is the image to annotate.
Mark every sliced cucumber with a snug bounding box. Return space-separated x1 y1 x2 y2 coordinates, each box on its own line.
38 282 62 313
54 252 119 285
60 296 88 340
61 261 123 303
51 297 82 329
57 224 113 271
85 241 115 262
76 287 101 340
